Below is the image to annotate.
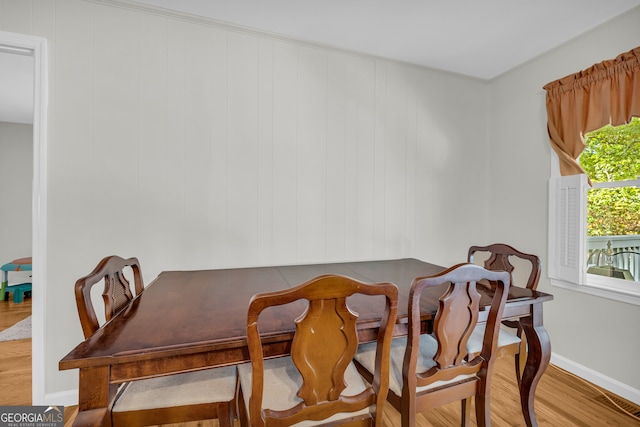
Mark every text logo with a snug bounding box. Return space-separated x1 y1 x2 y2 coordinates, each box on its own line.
0 406 64 427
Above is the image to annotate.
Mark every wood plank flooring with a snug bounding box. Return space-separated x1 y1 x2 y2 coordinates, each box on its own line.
1 299 638 426
0 297 31 406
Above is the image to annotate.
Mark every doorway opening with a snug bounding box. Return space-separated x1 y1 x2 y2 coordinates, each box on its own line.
0 31 48 405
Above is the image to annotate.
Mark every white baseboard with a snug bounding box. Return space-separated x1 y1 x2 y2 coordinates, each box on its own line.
44 389 78 408
551 352 640 405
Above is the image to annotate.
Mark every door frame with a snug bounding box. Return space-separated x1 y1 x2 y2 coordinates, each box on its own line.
0 30 48 405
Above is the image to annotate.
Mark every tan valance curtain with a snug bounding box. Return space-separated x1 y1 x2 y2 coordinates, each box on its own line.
543 46 640 177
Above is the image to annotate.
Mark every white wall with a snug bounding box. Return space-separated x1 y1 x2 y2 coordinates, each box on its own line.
488 7 640 394
0 0 490 401
0 121 32 285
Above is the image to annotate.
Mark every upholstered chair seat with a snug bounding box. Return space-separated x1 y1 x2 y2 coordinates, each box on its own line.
237 357 370 427
358 326 522 396
113 366 237 413
356 335 478 397
466 324 522 356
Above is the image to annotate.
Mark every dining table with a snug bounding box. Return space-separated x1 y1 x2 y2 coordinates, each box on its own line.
59 258 553 427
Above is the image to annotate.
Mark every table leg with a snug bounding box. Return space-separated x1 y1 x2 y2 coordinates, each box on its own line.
518 303 551 427
76 366 115 427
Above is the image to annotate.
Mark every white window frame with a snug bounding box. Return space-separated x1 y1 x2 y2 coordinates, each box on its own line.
549 159 640 305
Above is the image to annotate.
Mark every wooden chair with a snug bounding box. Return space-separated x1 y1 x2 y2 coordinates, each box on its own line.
74 255 237 427
236 274 398 427
354 263 511 427
467 243 541 386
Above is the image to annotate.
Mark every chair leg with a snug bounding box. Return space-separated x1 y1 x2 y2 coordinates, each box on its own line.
400 396 415 427
515 326 527 388
515 352 523 388
236 383 249 427
218 402 233 427
475 373 493 427
461 398 471 427
475 394 490 427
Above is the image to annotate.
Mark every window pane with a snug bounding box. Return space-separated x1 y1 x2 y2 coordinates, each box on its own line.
581 117 640 183
586 188 640 283
583 118 640 283
587 187 640 237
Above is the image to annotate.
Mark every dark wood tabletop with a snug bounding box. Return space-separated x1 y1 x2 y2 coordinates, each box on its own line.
60 258 552 427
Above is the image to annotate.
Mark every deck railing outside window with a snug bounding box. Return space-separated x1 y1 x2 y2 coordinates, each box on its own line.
587 235 640 282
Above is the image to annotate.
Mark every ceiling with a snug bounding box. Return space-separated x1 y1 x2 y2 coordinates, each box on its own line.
130 0 640 79
2 0 640 125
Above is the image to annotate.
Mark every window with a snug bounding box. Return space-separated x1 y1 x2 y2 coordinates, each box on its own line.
549 119 640 303
582 119 640 286
544 47 640 304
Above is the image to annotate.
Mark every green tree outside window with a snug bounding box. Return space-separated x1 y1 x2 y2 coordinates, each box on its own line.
581 117 640 236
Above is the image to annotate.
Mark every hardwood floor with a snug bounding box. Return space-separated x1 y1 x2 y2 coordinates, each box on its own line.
2 299 638 426
0 297 31 406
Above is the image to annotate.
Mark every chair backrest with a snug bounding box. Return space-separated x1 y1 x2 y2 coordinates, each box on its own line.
404 263 510 394
468 243 540 290
246 274 398 427
74 255 144 339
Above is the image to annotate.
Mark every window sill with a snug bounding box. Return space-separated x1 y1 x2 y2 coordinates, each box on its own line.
550 277 640 306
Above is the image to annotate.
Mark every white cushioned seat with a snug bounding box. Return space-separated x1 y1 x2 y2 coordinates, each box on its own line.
113 366 237 412
355 335 474 397
237 356 370 427
466 324 521 355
